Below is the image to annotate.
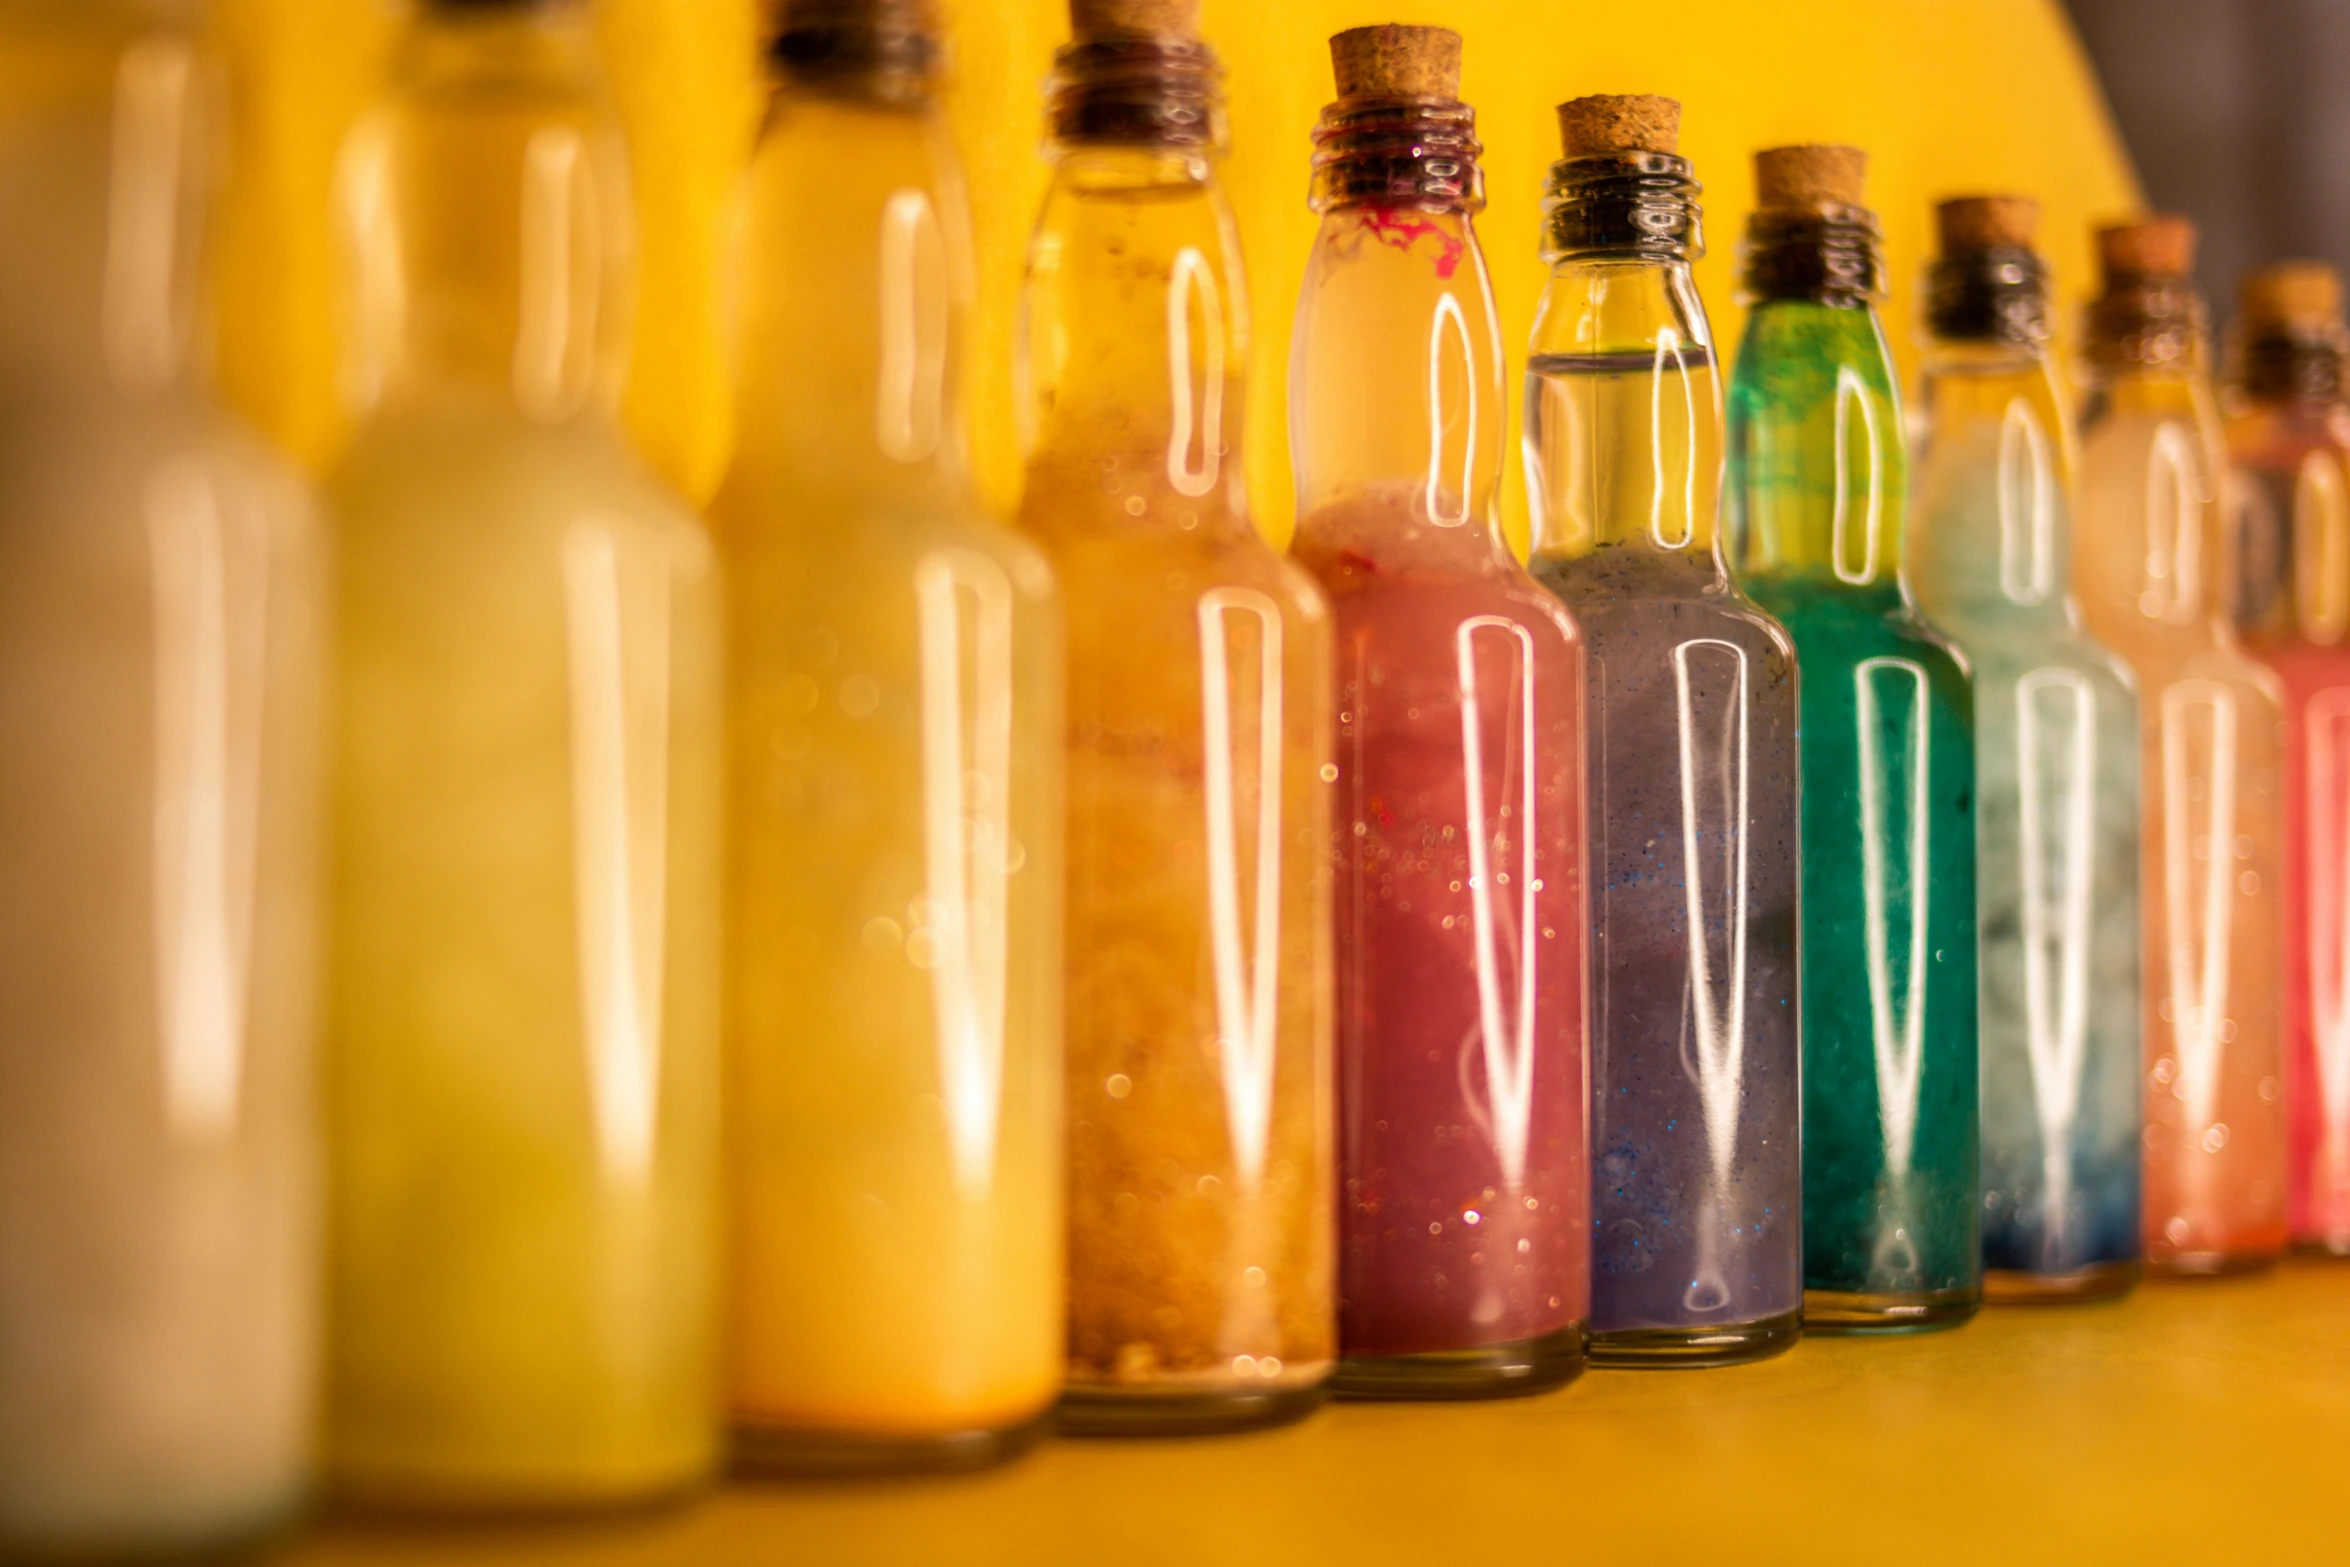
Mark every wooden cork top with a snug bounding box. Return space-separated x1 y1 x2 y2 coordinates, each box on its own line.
1937 195 2038 254
1753 144 1866 212
1329 24 1459 101
1556 93 1678 158
1068 0 1196 39
2241 261 2344 330
2096 214 2196 281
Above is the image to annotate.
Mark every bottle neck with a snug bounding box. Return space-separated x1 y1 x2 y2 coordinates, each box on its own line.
731 71 971 502
1728 297 1906 589
1289 100 1503 544
1019 141 1249 528
338 1 634 425
1911 332 2080 625
2229 321 2348 410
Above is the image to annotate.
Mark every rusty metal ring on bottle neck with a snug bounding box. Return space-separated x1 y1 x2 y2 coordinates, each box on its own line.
2081 278 2205 370
1046 36 1225 151
1307 99 1483 212
2235 328 2349 403
1927 246 2050 345
1740 207 1883 308
1540 152 1703 264
771 15 942 102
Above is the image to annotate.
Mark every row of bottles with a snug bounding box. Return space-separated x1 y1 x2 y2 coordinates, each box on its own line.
8 0 2350 1550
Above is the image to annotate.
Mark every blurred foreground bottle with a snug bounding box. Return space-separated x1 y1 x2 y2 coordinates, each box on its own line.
1725 147 1980 1332
1524 95 1802 1367
323 0 722 1507
0 1 322 1551
1017 0 1335 1434
2077 217 2284 1278
715 0 1064 1473
1288 25 1588 1399
1908 198 2143 1296
2223 260 2350 1256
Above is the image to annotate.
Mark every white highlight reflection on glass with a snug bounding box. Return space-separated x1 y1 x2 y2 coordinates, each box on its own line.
104 34 196 396
1199 587 1284 1191
1998 398 2057 607
1856 658 1930 1181
2017 667 2097 1251
148 462 268 1141
2141 421 2202 624
514 126 601 424
878 189 948 466
562 520 672 1187
1456 616 1538 1192
1672 638 1751 1312
1831 367 1886 586
2306 688 2350 1175
2294 451 2350 644
2162 680 2238 1133
1424 293 1475 528
1166 246 1224 499
916 549 1015 1198
1647 329 1700 551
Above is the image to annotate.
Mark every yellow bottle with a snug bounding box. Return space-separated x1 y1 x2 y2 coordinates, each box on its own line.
715 0 1065 1473
322 0 722 1508
0 4 322 1552
1018 0 1336 1434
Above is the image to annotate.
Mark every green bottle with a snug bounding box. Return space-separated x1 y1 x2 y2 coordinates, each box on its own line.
1725 146 1981 1332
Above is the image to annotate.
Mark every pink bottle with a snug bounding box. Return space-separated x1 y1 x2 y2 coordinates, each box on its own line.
1288 26 1589 1397
2226 261 2350 1254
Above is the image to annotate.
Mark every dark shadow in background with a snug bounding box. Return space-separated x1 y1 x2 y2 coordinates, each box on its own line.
2065 0 2350 327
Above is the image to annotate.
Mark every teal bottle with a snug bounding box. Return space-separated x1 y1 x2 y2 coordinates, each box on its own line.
1726 148 1982 1332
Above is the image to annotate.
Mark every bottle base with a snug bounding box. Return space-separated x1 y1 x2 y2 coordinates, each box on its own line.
1056 1377 1329 1437
1332 1323 1587 1402
2147 1247 2281 1279
1804 1285 1981 1334
325 1455 709 1519
730 1410 1049 1478
2291 1233 2350 1258
1983 1258 2142 1304
1587 1307 1802 1369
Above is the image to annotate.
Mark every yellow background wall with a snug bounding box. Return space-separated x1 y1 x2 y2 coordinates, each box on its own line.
210 0 2138 552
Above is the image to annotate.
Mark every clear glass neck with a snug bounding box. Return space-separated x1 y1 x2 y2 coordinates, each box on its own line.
1524 253 1724 569
1017 143 1250 529
1290 201 1503 536
335 1 635 424
731 79 972 503
1909 333 2081 627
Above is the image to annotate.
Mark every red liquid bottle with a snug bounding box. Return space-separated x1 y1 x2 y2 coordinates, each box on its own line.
1288 26 1589 1397
2225 262 2350 1255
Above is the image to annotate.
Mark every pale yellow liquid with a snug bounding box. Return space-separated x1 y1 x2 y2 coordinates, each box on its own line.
322 9 722 1508
0 14 321 1551
716 93 1065 1442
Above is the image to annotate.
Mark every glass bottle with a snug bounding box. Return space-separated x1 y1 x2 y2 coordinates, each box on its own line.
714 0 1064 1473
1724 147 1981 1331
0 2 322 1552
2078 218 2285 1278
1524 96 1802 1367
1288 25 1587 1399
323 0 722 1507
2223 260 2350 1256
1017 0 1335 1433
1908 198 2143 1296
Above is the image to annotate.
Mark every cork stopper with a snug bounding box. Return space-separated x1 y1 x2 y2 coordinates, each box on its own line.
1937 195 2039 255
1329 23 1459 101
1753 144 1867 212
2095 214 2196 283
2241 261 2344 331
1555 93 1679 159
1068 0 1196 38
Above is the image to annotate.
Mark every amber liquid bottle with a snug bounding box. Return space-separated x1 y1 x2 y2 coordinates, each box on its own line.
2223 261 2350 1255
715 0 1065 1473
1016 0 1336 1433
2075 218 2284 1278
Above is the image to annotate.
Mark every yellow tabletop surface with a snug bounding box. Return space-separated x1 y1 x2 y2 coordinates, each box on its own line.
276 1262 2345 1566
